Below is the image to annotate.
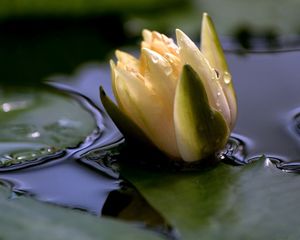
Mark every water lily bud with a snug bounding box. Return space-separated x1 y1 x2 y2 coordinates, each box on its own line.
100 13 237 162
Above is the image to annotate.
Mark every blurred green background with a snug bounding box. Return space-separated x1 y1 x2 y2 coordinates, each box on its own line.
1 0 300 84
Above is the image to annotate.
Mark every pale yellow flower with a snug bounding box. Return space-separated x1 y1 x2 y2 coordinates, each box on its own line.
100 13 237 162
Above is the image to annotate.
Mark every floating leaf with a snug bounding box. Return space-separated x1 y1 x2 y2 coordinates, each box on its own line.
0 185 163 240
0 85 98 169
121 157 300 239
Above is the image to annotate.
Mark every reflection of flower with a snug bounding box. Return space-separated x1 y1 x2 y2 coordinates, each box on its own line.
100 13 237 162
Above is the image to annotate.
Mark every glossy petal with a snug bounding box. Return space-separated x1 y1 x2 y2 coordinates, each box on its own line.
174 65 229 162
115 50 139 67
110 60 123 108
175 29 231 126
113 66 180 158
111 65 148 133
201 13 237 129
100 87 152 146
141 48 177 106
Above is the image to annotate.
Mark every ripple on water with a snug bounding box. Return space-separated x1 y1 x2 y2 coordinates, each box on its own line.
0 83 125 215
0 82 176 238
219 135 249 165
0 85 102 171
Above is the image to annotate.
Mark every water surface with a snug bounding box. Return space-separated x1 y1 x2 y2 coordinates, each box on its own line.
1 48 300 238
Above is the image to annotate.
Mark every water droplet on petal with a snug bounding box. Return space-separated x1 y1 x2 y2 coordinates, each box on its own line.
224 71 232 84
213 69 220 79
164 66 173 76
151 54 159 63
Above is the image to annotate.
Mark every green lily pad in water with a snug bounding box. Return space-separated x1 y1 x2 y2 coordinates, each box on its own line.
121 157 300 239
0 86 98 168
0 184 163 240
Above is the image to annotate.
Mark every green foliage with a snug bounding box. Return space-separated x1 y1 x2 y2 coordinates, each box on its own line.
0 86 96 167
0 185 163 240
122 157 300 239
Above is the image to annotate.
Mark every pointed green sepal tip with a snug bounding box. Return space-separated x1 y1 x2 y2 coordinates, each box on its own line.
174 65 229 162
100 86 155 147
201 12 228 71
201 12 237 129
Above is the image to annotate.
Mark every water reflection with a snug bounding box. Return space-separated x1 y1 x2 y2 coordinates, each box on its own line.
0 161 120 215
102 181 179 239
228 50 300 161
218 135 248 166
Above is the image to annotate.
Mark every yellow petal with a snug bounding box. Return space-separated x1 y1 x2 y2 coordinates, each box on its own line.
141 30 179 58
110 60 123 108
114 65 180 158
113 66 148 133
100 86 155 148
164 53 182 77
116 50 139 70
141 48 177 107
142 29 152 43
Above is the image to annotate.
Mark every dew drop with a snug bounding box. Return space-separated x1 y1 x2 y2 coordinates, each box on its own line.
213 69 220 79
224 71 232 84
27 131 41 138
164 66 173 76
1 100 32 113
151 55 159 63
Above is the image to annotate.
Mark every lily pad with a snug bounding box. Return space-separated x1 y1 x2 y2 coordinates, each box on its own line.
0 184 162 240
121 157 300 239
0 85 97 168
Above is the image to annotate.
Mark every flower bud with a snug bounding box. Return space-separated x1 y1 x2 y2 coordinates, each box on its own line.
100 13 237 162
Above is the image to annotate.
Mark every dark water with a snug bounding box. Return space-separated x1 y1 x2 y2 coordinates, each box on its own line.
1 48 300 238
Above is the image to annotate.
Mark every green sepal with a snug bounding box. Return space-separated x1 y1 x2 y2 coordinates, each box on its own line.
201 13 229 74
201 13 237 128
174 65 229 162
99 86 155 148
